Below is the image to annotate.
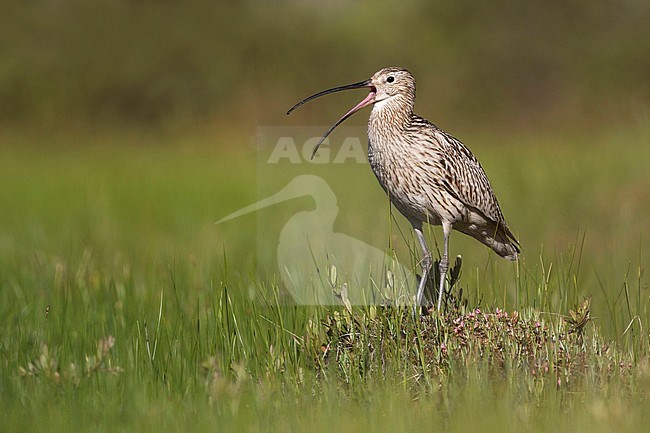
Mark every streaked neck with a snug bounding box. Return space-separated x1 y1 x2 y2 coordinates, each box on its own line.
369 95 414 133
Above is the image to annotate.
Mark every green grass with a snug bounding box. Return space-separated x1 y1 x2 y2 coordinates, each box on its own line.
0 127 649 432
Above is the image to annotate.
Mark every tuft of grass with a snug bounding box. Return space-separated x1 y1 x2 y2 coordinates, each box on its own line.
307 300 640 395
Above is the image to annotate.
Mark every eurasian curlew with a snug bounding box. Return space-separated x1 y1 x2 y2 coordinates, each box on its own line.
288 67 520 313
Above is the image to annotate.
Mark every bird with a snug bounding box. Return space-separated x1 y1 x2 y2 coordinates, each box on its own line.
287 67 520 313
217 175 415 306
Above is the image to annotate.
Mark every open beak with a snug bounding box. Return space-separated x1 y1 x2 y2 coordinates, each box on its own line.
287 79 376 159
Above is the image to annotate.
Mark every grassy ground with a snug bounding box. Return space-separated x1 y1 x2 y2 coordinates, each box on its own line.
0 126 648 432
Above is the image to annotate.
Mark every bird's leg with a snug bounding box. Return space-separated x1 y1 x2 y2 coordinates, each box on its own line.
413 224 432 314
436 223 452 312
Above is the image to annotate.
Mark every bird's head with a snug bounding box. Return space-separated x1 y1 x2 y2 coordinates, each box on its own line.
287 66 416 159
369 67 416 109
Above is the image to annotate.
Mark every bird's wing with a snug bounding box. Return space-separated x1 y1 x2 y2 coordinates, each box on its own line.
437 129 521 247
440 131 505 221
411 117 511 226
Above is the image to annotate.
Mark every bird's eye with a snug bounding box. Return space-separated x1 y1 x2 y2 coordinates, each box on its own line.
387 76 395 83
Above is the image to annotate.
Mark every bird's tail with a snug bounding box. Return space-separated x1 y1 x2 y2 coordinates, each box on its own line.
455 221 520 261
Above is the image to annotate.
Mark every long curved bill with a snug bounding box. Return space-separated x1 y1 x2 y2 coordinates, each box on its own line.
287 79 376 159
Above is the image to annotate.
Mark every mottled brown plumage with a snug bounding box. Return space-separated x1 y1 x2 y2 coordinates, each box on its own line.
288 66 520 311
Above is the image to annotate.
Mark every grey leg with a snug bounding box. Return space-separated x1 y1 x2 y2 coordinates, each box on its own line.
413 224 432 313
436 222 451 312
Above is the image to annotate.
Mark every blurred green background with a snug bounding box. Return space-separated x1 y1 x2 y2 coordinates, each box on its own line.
2 0 649 133
2 0 649 321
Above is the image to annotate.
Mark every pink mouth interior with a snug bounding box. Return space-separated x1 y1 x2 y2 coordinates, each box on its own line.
342 87 377 118
309 85 377 159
